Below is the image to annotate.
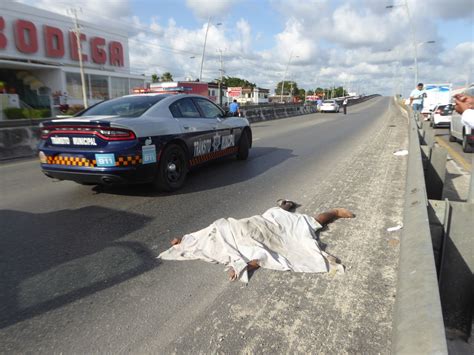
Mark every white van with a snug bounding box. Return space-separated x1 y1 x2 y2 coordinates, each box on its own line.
449 86 474 153
422 83 452 118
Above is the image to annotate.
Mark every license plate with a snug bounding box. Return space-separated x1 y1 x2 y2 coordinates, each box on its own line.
95 154 116 167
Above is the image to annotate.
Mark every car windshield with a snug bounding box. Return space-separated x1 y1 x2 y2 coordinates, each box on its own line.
77 95 169 117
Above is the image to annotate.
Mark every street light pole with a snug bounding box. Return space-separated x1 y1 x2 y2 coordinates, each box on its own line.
217 48 225 106
68 8 88 108
199 18 221 82
280 52 298 103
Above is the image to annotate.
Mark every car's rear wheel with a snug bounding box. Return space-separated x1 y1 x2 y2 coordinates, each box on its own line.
462 135 473 153
154 144 188 191
237 131 250 160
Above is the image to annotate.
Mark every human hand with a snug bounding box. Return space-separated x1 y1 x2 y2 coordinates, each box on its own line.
454 94 474 114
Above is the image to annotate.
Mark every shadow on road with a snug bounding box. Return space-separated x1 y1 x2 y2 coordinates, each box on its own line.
0 207 155 329
92 146 296 197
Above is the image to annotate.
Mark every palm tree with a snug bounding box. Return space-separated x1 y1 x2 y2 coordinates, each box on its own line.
160 72 174 82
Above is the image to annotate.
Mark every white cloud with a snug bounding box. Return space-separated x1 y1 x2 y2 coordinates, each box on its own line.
12 0 474 95
16 0 131 22
185 0 238 19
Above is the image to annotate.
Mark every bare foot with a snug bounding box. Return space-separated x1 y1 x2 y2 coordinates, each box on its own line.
228 260 260 281
332 208 355 219
171 238 181 246
228 268 238 281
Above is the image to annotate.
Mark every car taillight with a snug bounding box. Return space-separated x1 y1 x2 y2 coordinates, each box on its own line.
98 128 136 141
41 128 51 139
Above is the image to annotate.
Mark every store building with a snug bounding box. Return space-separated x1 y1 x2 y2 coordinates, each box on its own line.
227 86 269 105
0 2 146 117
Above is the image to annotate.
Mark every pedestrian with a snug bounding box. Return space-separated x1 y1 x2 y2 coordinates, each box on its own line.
160 200 355 282
342 97 348 114
317 98 323 111
409 83 427 120
229 99 240 117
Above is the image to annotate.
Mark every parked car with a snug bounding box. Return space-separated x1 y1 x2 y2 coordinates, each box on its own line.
449 86 474 153
320 100 340 113
38 94 253 191
430 104 453 128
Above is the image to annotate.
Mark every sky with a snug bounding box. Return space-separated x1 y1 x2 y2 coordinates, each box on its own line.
15 0 474 96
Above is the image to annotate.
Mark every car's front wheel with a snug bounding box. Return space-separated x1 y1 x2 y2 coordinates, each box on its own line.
237 131 250 160
154 144 188 191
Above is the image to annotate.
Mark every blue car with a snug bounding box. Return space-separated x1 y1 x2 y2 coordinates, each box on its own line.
39 94 252 191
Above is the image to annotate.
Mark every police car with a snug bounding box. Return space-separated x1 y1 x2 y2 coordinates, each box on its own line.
39 94 252 191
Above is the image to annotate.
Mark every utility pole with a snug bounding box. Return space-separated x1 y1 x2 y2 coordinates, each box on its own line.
289 81 294 103
68 8 88 108
217 48 225 106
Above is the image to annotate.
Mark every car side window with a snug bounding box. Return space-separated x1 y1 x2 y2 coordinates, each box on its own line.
194 98 224 118
170 98 201 118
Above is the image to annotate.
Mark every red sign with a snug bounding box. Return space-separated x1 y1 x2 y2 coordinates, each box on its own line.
228 87 242 97
0 16 124 67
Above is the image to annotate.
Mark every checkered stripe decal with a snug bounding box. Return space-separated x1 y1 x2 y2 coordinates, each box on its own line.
189 146 238 167
116 155 142 166
46 155 96 167
45 155 142 167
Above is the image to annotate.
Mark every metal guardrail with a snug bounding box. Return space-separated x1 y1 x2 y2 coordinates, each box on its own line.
391 105 448 354
392 102 474 354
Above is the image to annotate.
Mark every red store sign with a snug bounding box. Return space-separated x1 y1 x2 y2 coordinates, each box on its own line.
0 16 124 67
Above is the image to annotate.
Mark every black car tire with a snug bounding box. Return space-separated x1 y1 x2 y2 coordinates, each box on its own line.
449 130 457 142
462 135 473 153
154 144 188 191
237 131 250 160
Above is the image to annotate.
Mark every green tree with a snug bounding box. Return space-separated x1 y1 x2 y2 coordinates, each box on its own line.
297 88 306 99
160 72 174 82
307 89 314 95
151 73 160 83
275 81 299 96
221 76 256 88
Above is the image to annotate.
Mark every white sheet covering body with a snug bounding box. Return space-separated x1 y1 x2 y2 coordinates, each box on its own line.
159 207 338 282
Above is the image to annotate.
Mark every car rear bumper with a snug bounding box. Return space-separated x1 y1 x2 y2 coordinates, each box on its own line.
41 165 156 185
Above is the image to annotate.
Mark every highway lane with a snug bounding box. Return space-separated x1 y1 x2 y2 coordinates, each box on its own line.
432 126 473 170
0 97 407 353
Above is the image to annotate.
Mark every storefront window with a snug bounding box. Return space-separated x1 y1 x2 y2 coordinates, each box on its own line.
66 72 89 100
90 75 109 100
111 77 129 98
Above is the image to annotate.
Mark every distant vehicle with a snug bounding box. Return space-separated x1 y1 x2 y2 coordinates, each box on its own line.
430 104 453 128
320 100 340 113
38 94 252 191
449 86 474 153
422 83 452 118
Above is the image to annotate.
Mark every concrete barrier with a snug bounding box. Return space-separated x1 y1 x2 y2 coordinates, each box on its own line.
391 106 448 354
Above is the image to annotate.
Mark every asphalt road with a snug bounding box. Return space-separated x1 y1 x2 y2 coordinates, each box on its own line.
0 97 408 353
432 125 473 170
